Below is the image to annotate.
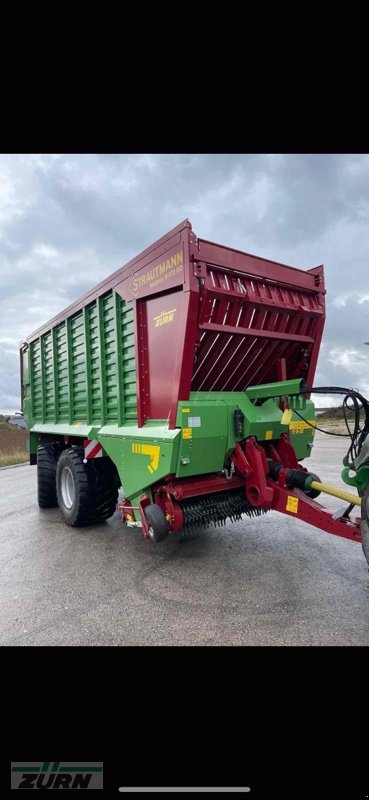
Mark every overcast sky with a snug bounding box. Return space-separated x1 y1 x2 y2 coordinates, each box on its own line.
1 153 369 413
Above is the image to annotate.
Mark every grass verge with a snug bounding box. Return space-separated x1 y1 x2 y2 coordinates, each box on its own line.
0 452 29 467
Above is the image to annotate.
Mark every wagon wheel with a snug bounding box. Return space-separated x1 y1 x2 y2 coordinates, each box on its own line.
145 504 169 542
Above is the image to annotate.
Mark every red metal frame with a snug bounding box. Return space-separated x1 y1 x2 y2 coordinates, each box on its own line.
233 436 361 543
192 259 324 393
135 299 149 427
270 485 361 543
154 473 246 503
117 494 152 539
126 222 325 427
138 436 362 544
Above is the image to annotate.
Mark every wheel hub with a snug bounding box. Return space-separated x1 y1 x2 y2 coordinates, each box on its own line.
60 465 75 509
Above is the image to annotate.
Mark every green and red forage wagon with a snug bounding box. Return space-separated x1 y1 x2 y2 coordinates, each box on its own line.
20 220 369 567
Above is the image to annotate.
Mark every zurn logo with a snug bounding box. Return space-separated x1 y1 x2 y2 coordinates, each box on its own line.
11 762 103 790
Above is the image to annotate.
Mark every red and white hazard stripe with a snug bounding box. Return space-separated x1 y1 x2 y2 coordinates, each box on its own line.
84 439 103 459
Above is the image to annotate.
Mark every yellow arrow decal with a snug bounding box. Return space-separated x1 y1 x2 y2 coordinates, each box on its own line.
131 443 161 474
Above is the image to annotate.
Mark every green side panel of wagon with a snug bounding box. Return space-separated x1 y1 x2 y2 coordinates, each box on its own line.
22 291 137 432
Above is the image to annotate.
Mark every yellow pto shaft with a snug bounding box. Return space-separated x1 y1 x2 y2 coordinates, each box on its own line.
309 481 361 507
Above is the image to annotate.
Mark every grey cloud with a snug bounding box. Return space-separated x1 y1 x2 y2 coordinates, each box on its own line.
0 346 22 410
1 153 369 412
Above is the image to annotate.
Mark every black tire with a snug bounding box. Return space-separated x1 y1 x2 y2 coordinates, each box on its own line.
145 504 169 542
94 457 120 522
360 483 369 568
37 443 62 508
56 447 119 527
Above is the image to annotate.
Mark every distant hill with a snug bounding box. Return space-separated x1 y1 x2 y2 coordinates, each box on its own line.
0 420 28 466
318 406 357 420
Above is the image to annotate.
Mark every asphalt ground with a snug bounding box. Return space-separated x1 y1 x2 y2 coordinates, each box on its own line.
1 432 369 646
